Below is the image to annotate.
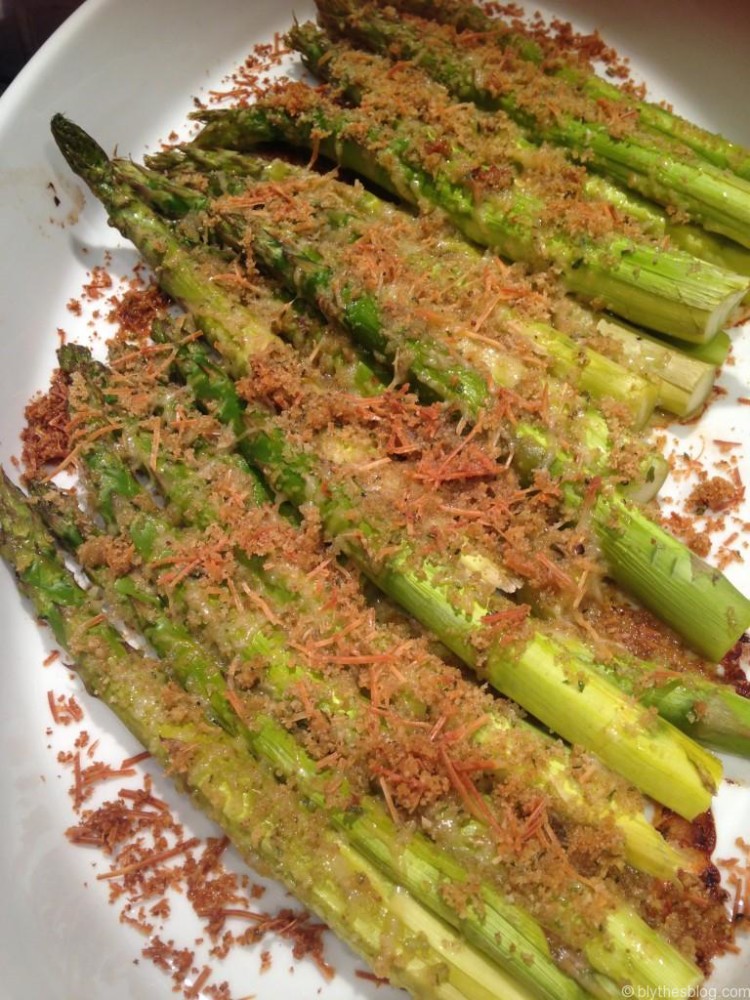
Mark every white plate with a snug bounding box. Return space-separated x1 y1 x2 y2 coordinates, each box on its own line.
1 1 749 997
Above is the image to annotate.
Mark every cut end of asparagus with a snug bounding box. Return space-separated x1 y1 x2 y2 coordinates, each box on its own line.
621 454 669 505
615 812 703 882
704 283 748 341
685 686 750 758
596 317 718 418
487 632 719 821
659 365 718 419
595 494 750 662
594 908 703 997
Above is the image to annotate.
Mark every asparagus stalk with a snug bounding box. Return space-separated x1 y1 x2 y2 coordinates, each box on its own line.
126 149 660 429
0 470 538 1000
49 117 278 373
309 2 750 250
156 121 725 420
110 409 712 873
50 117 736 789
43 408 708 999
52 114 750 664
367 0 750 183
145 148 749 660
120 151 678 535
238 28 750 342
554 634 750 757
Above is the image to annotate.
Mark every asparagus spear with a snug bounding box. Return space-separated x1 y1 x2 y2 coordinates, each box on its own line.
50 114 750 664
134 150 657 427
61 328 724 822
539 298 723 419
604 324 732 372
39 378 711 1000
309 2 750 250
140 144 750 661
362 0 750 183
153 137 726 421
194 52 749 342
88 375 714 870
122 335 730 817
0 469 540 1000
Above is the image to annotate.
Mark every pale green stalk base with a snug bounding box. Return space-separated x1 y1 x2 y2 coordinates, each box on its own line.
487 633 720 820
595 318 717 417
594 493 750 662
0 470 532 1000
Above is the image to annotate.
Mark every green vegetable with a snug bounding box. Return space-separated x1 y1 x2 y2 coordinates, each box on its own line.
309 2 750 248
364 0 750 183
43 359 707 996
0 469 540 1000
193 51 748 342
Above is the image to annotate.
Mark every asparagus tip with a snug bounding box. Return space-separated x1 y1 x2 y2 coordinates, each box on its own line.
50 114 113 192
57 342 95 375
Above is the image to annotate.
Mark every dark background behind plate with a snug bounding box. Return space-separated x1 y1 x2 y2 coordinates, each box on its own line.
0 0 83 88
